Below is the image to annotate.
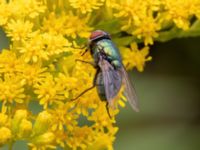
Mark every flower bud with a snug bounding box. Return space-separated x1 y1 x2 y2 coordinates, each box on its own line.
36 132 55 145
28 132 56 150
12 109 28 134
0 113 9 126
0 127 12 146
18 119 32 138
33 111 52 135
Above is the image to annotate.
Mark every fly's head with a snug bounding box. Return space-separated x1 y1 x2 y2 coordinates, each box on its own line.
89 30 111 42
89 30 111 54
89 30 111 46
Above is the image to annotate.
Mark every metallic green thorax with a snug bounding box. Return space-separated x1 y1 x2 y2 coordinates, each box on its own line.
91 39 122 68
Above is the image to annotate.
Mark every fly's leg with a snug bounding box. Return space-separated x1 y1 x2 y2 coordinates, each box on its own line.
73 45 88 56
66 45 87 50
75 59 95 67
67 44 88 56
106 102 112 119
70 84 96 101
75 59 97 68
70 69 99 101
81 48 88 56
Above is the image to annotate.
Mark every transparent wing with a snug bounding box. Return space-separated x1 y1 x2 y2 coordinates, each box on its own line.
98 57 122 106
120 66 139 112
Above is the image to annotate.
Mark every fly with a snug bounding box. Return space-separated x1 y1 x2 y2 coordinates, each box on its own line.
72 30 139 117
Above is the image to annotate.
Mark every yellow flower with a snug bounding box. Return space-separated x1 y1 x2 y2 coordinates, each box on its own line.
88 126 118 150
121 42 152 72
42 12 92 39
56 73 77 88
0 1 11 25
66 126 93 149
88 101 117 128
9 0 46 19
50 103 78 131
0 50 24 75
133 16 160 45
112 0 161 45
42 12 67 35
19 32 48 63
0 75 25 112
6 19 34 42
34 74 66 109
55 73 78 99
42 33 72 56
22 63 47 86
163 0 196 30
63 12 93 39
194 0 200 19
69 0 105 14
53 131 66 148
16 14 91 63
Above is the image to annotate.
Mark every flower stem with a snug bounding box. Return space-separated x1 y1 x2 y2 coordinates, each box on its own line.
8 141 14 150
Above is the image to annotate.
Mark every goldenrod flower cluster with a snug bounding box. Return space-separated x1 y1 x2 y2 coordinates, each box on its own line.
0 0 199 149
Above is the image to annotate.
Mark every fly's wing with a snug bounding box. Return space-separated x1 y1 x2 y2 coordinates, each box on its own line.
98 57 122 107
120 66 139 112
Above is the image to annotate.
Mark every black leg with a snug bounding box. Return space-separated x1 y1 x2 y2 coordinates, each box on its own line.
81 48 88 56
106 102 112 119
67 45 88 56
70 84 96 101
70 69 100 102
71 45 87 49
75 59 97 67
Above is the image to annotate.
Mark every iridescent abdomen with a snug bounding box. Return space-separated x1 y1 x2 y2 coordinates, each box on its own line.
95 71 106 101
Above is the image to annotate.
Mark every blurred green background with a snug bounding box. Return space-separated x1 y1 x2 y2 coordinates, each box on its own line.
116 37 200 150
0 28 200 150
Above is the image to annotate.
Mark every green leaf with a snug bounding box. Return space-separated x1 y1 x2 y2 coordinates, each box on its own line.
156 27 182 42
94 19 121 34
177 20 200 38
113 36 136 46
156 20 200 42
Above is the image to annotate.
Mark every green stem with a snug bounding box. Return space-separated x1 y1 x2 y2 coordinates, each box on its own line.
156 20 200 42
8 141 14 150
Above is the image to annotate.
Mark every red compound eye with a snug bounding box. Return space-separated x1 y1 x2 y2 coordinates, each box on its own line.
90 30 110 41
